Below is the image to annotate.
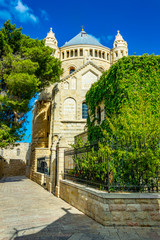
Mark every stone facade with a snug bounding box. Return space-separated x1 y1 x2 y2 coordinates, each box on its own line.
30 27 128 192
0 143 31 178
60 180 160 226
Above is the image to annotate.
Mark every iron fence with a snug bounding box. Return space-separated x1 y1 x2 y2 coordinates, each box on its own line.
64 138 160 192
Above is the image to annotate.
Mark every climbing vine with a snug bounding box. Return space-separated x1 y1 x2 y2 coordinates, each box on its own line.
86 54 160 142
67 55 160 192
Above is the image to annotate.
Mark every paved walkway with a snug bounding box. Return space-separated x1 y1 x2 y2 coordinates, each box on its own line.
0 176 160 240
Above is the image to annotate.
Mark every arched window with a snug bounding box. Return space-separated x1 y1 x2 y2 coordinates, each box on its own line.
75 49 78 56
17 148 20 156
64 98 76 120
70 77 76 89
82 102 88 119
97 106 101 124
64 81 69 89
90 49 93 56
80 49 83 56
71 50 73 57
69 67 75 74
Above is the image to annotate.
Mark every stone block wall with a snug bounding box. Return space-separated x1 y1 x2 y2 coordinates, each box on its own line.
30 172 52 193
45 175 52 193
31 100 51 149
0 143 30 178
31 172 44 185
60 180 160 226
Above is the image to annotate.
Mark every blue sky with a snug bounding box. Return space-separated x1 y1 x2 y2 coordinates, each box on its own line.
0 0 160 142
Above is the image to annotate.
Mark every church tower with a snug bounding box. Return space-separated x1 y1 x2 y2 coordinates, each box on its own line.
45 28 60 58
112 31 128 64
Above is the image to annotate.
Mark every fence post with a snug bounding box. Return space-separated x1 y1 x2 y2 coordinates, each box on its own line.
107 151 110 193
55 137 68 197
49 141 58 193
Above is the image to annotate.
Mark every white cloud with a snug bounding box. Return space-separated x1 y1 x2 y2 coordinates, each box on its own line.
29 14 37 22
100 35 114 43
107 35 114 41
14 0 38 23
90 34 101 43
15 0 28 13
40 9 49 21
0 0 38 23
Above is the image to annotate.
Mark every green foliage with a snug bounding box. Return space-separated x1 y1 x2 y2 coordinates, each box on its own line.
86 55 160 142
69 136 160 192
70 138 109 186
78 55 160 191
0 20 62 147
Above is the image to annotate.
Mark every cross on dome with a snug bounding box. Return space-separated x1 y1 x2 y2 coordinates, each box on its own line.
81 25 85 31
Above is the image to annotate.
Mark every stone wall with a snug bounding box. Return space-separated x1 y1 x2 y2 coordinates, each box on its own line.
31 172 44 185
0 143 30 178
45 175 52 193
0 143 30 164
60 180 160 226
30 171 52 193
31 100 51 149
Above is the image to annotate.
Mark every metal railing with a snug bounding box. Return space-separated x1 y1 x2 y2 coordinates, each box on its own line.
64 138 160 192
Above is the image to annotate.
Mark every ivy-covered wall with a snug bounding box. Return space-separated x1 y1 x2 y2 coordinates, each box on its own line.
86 55 160 142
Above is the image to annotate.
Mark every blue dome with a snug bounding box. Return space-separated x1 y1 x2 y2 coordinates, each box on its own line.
62 31 103 47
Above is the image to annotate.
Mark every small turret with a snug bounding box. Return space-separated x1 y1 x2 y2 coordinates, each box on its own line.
45 28 59 58
112 30 128 64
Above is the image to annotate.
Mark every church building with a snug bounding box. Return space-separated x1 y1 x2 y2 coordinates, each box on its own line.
30 27 128 193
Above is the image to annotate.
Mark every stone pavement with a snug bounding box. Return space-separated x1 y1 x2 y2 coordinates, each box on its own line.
0 176 160 240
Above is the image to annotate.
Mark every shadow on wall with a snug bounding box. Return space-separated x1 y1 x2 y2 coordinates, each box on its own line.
0 158 26 179
0 175 26 183
12 207 103 240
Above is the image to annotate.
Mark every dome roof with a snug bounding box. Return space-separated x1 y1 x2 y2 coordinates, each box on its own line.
62 31 103 47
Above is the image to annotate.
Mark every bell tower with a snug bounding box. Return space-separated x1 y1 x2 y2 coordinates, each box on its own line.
112 30 128 64
45 27 60 58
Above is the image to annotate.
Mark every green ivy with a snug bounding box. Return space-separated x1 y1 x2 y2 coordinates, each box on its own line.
86 54 160 142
